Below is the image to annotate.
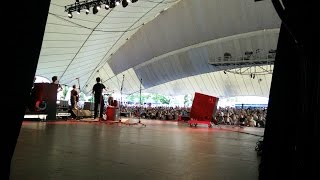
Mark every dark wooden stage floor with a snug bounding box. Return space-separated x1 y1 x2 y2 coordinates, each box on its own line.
10 119 264 180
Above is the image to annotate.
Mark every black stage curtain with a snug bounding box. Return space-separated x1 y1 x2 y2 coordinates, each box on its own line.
260 1 318 180
2 1 52 179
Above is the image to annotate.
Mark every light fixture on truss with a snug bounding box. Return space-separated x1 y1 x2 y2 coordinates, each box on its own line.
65 0 138 18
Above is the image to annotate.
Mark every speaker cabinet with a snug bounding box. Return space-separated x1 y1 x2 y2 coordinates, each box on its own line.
83 102 94 111
70 109 92 119
27 83 58 120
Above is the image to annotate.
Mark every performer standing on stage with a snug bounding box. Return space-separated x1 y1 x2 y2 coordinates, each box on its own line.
70 85 79 110
92 77 107 119
51 75 63 91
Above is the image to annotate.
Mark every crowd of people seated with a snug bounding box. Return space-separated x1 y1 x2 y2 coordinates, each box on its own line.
214 107 267 128
120 105 190 120
118 105 266 128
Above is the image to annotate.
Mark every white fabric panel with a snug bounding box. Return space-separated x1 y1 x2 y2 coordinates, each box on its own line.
108 0 280 74
165 81 175 96
144 66 272 97
208 72 225 97
203 75 216 95
239 73 256 96
264 71 273 93
206 74 223 97
257 74 269 97
37 0 180 94
122 69 137 94
231 72 246 96
187 76 200 93
224 72 243 96
218 71 232 97
36 0 278 98
134 29 278 90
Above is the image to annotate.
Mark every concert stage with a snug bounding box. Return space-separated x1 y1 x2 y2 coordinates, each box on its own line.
11 119 263 180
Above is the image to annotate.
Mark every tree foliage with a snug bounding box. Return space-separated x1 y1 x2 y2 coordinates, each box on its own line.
159 95 170 104
62 85 68 99
184 94 193 107
126 93 171 105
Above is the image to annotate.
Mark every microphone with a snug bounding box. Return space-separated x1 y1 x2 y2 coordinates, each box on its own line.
76 77 79 79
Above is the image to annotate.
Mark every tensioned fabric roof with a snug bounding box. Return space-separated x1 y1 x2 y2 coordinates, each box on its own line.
37 0 281 98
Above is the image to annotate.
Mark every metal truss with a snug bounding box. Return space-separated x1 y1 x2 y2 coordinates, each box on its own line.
208 48 276 76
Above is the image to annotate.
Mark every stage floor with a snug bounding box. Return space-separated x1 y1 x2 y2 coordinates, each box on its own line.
10 119 264 180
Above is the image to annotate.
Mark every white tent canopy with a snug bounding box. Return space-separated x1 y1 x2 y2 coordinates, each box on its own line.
36 0 281 97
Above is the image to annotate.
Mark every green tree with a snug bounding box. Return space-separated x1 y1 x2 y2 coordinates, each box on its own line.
159 95 170 104
79 92 86 101
126 94 139 104
151 94 161 104
151 93 170 105
150 94 171 104
184 94 193 107
88 96 94 103
184 95 188 106
141 94 151 105
62 85 69 99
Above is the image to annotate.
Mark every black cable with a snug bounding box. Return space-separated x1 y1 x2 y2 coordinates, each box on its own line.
43 39 85 42
44 31 92 36
219 127 264 137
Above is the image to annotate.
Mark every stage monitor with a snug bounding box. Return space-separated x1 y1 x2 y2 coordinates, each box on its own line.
83 102 94 111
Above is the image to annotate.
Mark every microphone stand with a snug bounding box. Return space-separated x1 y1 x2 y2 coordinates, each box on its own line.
139 78 142 123
122 78 146 127
119 75 124 122
137 78 146 126
76 78 81 120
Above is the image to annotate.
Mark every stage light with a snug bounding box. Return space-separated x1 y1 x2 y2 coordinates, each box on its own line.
68 11 73 18
65 0 139 17
116 0 120 6
224 70 226 74
85 4 90 14
122 0 128 8
110 0 116 8
93 5 98 14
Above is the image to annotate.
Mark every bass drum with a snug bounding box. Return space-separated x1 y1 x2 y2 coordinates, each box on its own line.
35 100 47 111
106 106 116 121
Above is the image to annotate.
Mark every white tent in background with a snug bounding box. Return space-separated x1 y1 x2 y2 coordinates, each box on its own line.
36 0 281 99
